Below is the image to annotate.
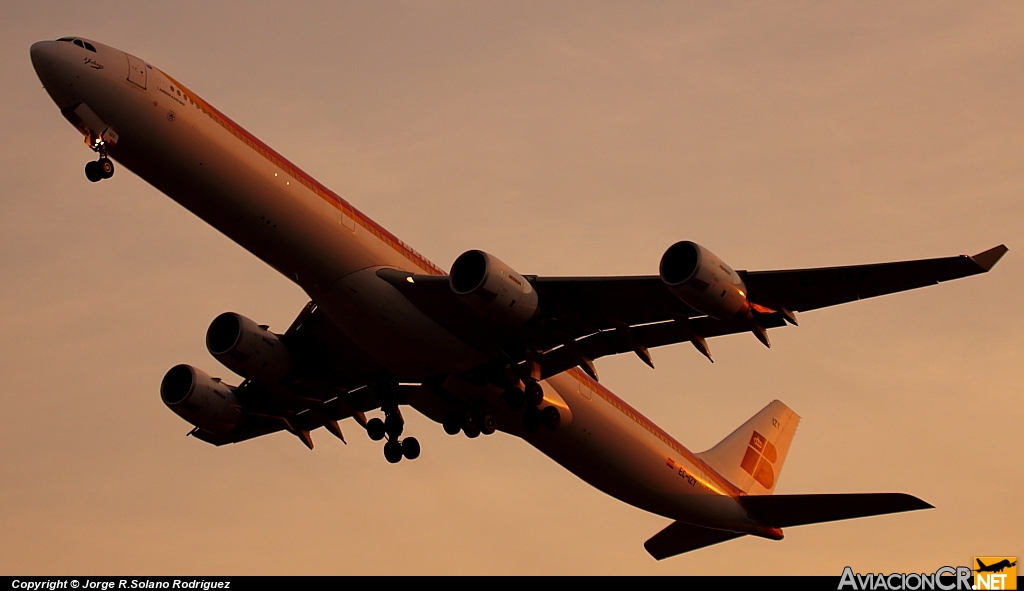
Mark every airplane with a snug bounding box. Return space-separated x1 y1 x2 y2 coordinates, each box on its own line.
976 559 1016 574
29 36 1008 560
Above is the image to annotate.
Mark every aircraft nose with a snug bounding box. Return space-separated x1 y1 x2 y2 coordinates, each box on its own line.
30 40 58 73
30 40 76 108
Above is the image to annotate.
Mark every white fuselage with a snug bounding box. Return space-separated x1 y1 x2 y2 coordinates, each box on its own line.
30 38 765 535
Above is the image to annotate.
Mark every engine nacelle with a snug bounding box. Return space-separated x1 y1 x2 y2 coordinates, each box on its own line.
660 241 751 320
206 312 291 383
160 364 242 434
449 250 539 326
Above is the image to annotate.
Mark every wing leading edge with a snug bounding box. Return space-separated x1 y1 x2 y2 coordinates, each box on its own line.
741 244 1008 313
379 245 1007 377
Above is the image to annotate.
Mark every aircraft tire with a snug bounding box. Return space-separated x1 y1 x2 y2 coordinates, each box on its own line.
525 381 544 406
85 161 103 182
523 409 541 433
384 413 404 438
462 411 479 437
383 439 403 463
480 413 497 435
98 157 114 178
366 417 386 441
542 406 561 429
401 437 420 460
502 388 525 411
442 413 461 435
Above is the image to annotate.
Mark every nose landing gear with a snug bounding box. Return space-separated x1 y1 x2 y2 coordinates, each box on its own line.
85 157 114 182
84 135 115 182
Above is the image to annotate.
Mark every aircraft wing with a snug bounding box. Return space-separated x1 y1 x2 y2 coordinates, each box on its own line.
740 244 1008 313
380 245 1006 376
531 244 1008 322
187 302 390 447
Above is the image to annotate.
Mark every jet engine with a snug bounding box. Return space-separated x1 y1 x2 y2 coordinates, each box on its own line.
660 241 751 320
449 250 539 326
160 364 242 434
206 312 291 383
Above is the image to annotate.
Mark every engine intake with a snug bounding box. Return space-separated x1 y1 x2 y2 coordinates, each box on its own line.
449 250 539 326
660 241 751 320
206 312 291 383
160 364 242 434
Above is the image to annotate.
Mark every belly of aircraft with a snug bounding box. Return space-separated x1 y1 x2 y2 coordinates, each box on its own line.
78 66 487 379
526 374 745 528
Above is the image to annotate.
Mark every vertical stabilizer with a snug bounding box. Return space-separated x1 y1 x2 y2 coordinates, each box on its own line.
696 400 800 494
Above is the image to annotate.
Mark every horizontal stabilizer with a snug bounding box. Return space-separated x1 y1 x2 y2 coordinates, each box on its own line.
740 493 933 528
644 520 747 560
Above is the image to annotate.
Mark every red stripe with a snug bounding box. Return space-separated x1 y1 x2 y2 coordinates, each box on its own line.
164 74 736 495
163 71 445 277
568 367 743 497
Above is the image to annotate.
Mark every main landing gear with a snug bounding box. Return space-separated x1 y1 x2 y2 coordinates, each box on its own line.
505 379 560 433
365 407 419 464
84 138 114 182
442 409 497 439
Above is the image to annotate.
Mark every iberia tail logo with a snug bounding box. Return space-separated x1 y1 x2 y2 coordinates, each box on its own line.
740 431 777 489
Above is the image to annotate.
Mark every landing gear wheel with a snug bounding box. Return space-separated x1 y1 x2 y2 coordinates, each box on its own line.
523 408 541 433
462 412 479 438
442 413 462 435
98 157 114 179
480 413 497 435
401 437 421 460
85 161 103 182
384 413 404 439
503 388 525 411
383 439 403 463
366 417 386 441
542 406 561 429
525 381 544 406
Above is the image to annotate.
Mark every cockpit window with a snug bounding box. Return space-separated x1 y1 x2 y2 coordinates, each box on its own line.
62 38 97 52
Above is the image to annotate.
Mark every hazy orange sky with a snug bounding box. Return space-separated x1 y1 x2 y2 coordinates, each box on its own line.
2 1 1021 575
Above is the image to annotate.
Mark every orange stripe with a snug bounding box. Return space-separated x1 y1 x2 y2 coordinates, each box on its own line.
567 367 743 497
163 73 737 496
161 71 445 277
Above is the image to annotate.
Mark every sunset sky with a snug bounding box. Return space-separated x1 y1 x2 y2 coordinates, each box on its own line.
2 1 1021 575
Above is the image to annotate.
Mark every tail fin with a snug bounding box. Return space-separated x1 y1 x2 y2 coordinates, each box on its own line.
696 400 800 494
